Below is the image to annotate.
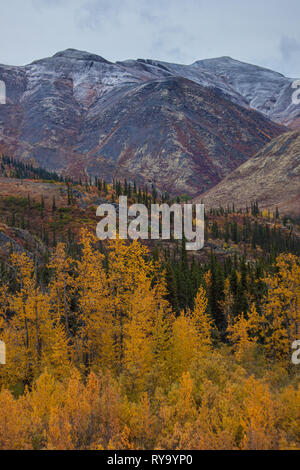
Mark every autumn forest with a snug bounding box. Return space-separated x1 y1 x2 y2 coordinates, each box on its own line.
0 158 299 450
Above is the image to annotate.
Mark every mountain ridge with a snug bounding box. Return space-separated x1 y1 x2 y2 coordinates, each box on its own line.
2 48 296 120
0 49 294 195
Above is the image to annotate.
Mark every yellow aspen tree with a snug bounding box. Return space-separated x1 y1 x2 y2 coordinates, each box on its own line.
48 242 74 336
263 254 300 362
8 252 37 382
0 323 27 388
107 238 154 301
169 311 198 380
227 312 257 362
40 319 72 379
220 277 234 327
176 372 197 424
76 229 115 370
0 283 27 387
113 246 173 393
149 274 173 389
23 288 49 377
191 285 214 355
123 267 172 395
5 251 71 384
247 303 265 340
203 270 212 292
107 238 155 369
27 369 64 435
123 277 155 396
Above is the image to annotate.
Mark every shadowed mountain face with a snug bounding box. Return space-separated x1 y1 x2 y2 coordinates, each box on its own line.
194 130 300 217
0 49 288 195
75 77 285 196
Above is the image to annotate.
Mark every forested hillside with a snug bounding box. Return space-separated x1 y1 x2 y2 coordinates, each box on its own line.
0 158 299 450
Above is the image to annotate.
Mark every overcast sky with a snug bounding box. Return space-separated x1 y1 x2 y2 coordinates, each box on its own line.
1 0 300 77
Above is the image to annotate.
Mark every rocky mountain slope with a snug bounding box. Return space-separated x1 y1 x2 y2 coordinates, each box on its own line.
194 130 300 217
134 56 300 127
0 49 292 195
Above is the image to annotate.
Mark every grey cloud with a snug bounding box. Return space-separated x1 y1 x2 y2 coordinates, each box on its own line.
1 0 300 77
264 36 300 78
75 0 125 29
280 36 300 61
32 0 69 9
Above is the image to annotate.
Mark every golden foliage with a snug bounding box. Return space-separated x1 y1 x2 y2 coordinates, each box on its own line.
0 241 299 450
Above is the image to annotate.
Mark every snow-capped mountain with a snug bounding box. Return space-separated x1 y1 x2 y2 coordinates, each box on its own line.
0 49 293 195
26 50 300 125
128 56 299 126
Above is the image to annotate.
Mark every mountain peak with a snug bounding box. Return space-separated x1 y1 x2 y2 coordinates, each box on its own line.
192 56 237 66
29 48 112 66
192 56 286 77
52 48 112 64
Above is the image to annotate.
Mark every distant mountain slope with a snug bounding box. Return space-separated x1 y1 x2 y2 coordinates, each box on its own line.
72 76 285 195
133 56 300 127
194 130 300 217
0 49 289 195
